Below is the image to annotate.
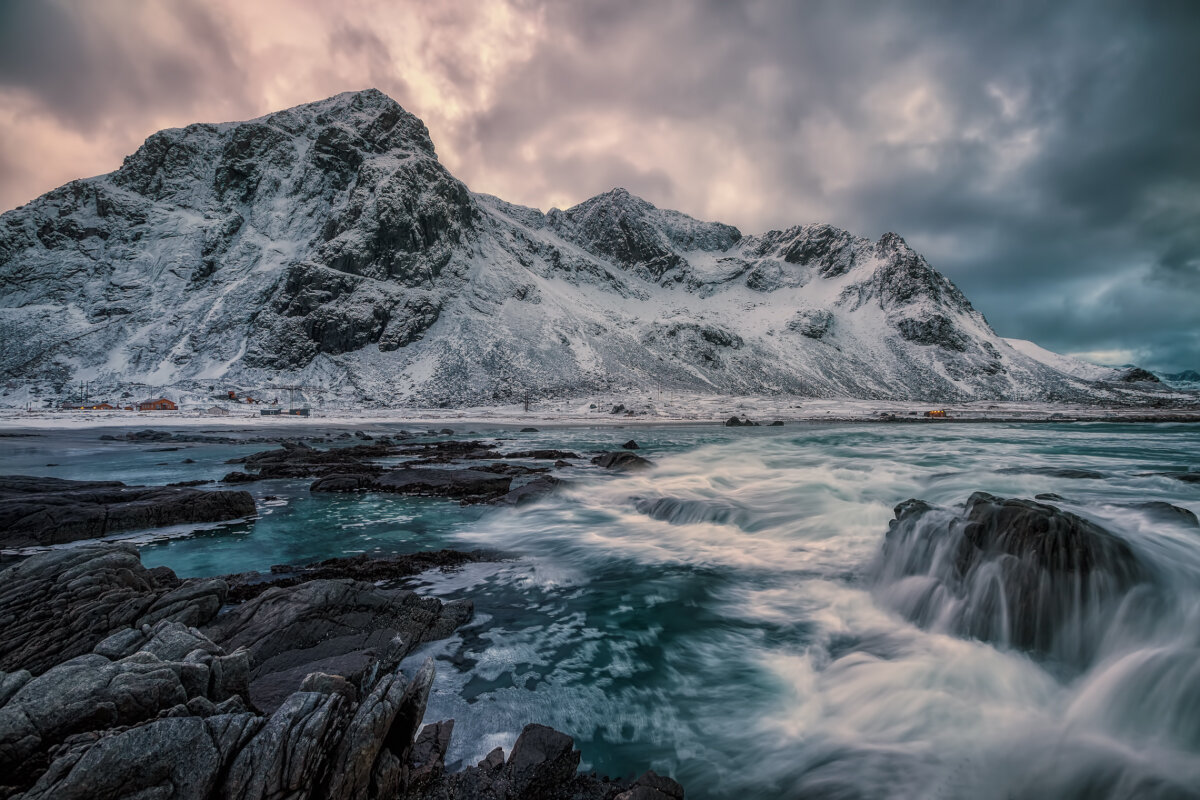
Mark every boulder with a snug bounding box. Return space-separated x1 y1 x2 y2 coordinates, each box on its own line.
622 440 640 450
497 476 561 506
592 451 653 471
874 492 1150 666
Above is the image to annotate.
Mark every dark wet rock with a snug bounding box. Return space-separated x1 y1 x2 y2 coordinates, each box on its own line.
1034 493 1066 502
622 440 640 450
225 550 502 603
591 451 653 470
554 460 571 468
355 430 373 440
204 578 472 713
168 479 214 487
408 721 684 800
221 471 259 484
438 428 454 435
311 467 513 502
100 430 279 446
520 427 540 432
0 546 228 675
1125 501 1199 527
473 463 550 476
394 439 504 462
0 475 255 548
497 476 562 507
997 466 1106 479
226 440 391 480
506 723 580 795
504 449 581 460
724 416 759 427
768 421 784 426
875 492 1150 666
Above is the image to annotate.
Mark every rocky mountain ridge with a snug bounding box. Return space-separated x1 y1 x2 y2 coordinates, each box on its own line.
0 89 1179 406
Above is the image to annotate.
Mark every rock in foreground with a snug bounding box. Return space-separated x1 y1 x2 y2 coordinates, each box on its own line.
0 545 683 799
873 492 1151 667
0 476 256 549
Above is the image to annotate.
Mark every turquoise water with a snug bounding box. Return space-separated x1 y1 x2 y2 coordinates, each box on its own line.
4 422 1200 798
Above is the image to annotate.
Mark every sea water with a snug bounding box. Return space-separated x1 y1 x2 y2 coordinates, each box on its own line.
4 421 1199 798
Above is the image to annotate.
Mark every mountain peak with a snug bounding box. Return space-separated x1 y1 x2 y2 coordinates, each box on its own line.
264 88 436 157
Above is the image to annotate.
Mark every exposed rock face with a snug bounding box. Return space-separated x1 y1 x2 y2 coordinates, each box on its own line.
0 545 679 799
786 308 834 339
873 493 1151 667
0 89 1156 408
0 546 226 675
203 578 472 712
0 476 255 548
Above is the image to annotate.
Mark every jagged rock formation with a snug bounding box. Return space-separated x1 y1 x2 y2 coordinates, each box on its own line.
0 545 684 799
0 89 1174 406
0 475 256 548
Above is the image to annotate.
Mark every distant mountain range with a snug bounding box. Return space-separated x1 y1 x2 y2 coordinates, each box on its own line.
0 90 1187 406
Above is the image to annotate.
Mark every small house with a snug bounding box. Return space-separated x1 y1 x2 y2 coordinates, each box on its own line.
137 397 178 411
204 405 230 416
924 409 947 418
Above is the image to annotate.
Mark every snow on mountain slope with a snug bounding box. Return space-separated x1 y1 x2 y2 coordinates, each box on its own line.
0 89 1168 406
1002 339 1123 382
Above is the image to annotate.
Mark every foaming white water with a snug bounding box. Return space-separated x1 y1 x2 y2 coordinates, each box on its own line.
414 424 1200 798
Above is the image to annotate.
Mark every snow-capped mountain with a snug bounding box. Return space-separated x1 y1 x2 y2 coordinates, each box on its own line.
0 90 1172 406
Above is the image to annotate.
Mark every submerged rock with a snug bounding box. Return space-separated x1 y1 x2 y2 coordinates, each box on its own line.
504 449 581 460
311 467 513 502
0 475 255 548
997 466 1107 479
226 550 501 603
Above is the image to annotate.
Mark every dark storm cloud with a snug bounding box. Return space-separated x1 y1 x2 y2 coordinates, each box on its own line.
0 0 1196 370
0 0 248 131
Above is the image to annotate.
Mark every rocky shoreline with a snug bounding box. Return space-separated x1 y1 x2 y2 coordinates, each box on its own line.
0 544 684 800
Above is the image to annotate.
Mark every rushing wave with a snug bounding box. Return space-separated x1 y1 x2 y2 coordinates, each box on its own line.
403 423 1200 799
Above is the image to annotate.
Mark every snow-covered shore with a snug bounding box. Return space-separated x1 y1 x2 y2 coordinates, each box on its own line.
3 392 1198 431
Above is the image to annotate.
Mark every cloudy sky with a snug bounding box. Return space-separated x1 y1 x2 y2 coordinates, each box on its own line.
2 0 1198 371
